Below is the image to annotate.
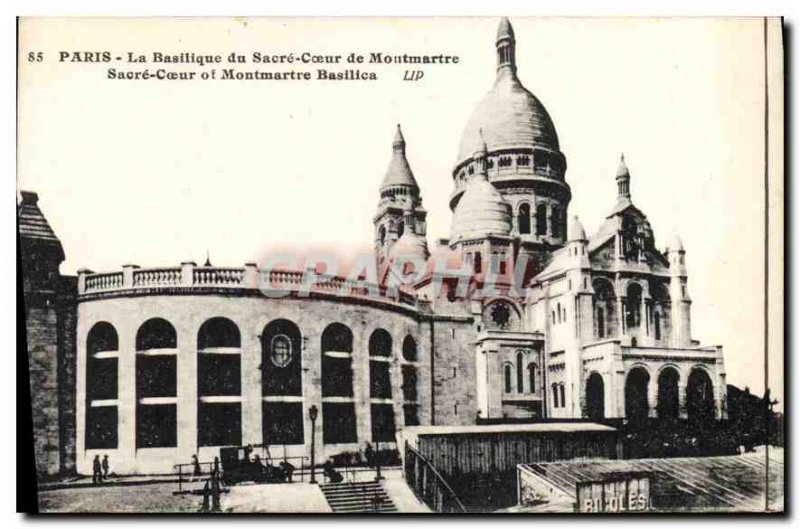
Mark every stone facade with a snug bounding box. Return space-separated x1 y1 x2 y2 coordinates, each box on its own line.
19 18 727 477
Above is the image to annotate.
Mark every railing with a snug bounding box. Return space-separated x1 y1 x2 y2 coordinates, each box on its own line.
404 442 467 513
194 267 244 286
133 267 181 287
84 272 123 292
79 262 420 309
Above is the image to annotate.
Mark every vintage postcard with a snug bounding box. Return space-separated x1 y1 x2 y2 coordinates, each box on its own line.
17 16 784 514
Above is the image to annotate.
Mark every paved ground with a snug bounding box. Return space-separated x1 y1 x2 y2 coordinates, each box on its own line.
37 467 428 513
39 482 203 513
224 483 331 513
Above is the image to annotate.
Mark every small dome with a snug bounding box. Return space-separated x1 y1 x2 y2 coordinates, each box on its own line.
567 215 586 241
667 233 685 252
450 175 512 242
381 124 418 189
389 231 429 261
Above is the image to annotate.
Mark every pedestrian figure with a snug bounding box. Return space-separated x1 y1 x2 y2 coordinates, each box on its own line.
92 455 103 485
280 460 295 483
364 442 375 468
190 454 202 483
102 454 110 480
201 479 211 512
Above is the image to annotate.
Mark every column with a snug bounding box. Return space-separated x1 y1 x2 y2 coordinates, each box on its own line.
352 324 371 445
241 323 262 446
117 324 137 473
678 370 688 419
647 373 658 418
176 321 197 466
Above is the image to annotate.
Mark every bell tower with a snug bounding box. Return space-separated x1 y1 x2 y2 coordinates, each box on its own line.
374 125 427 266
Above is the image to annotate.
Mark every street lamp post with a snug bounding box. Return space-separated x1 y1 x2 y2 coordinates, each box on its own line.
309 405 318 484
374 439 384 481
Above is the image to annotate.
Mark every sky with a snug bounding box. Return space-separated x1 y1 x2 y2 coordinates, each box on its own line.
18 17 782 408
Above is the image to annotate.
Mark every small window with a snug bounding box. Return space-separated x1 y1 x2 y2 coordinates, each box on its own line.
559 384 566 407
270 335 292 367
552 383 559 408
504 364 512 393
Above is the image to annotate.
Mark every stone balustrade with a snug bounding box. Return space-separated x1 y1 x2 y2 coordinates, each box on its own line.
78 262 418 308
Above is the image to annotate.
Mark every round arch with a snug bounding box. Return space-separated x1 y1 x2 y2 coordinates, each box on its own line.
656 366 680 420
369 329 392 357
586 372 605 421
197 317 241 350
625 366 650 422
136 318 177 351
686 367 715 424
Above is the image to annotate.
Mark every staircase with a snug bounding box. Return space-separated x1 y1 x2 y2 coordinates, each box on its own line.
319 480 398 513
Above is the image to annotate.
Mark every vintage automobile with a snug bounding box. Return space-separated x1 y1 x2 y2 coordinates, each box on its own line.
219 445 293 485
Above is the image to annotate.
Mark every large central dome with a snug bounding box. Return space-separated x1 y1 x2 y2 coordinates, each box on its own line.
456 18 560 164
456 71 559 162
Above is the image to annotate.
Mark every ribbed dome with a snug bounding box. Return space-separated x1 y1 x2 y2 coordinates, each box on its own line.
457 70 560 163
389 231 430 261
381 125 418 189
450 135 512 242
667 233 685 252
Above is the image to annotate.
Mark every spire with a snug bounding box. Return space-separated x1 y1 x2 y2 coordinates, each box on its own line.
473 128 489 177
616 153 631 199
392 123 405 153
204 249 212 267
381 124 418 189
496 17 516 74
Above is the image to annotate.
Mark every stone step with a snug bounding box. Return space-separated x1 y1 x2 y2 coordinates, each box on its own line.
319 480 398 513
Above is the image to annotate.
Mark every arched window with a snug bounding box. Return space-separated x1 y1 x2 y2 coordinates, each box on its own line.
135 318 178 448
586 373 605 421
402 335 418 362
504 364 513 393
136 317 176 351
86 322 119 449
593 278 617 338
686 368 715 424
197 317 241 447
369 329 392 357
516 351 524 394
625 367 650 422
397 220 405 238
321 323 353 397
528 363 537 394
262 319 304 446
518 203 531 234
552 383 559 408
369 329 392 399
559 383 566 408
557 303 562 323
657 367 680 420
262 319 302 397
626 283 643 328
536 204 548 235
551 206 562 238
474 252 482 274
321 323 356 445
379 225 386 246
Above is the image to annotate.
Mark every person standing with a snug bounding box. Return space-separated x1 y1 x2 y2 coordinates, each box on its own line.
92 455 102 485
102 455 110 480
